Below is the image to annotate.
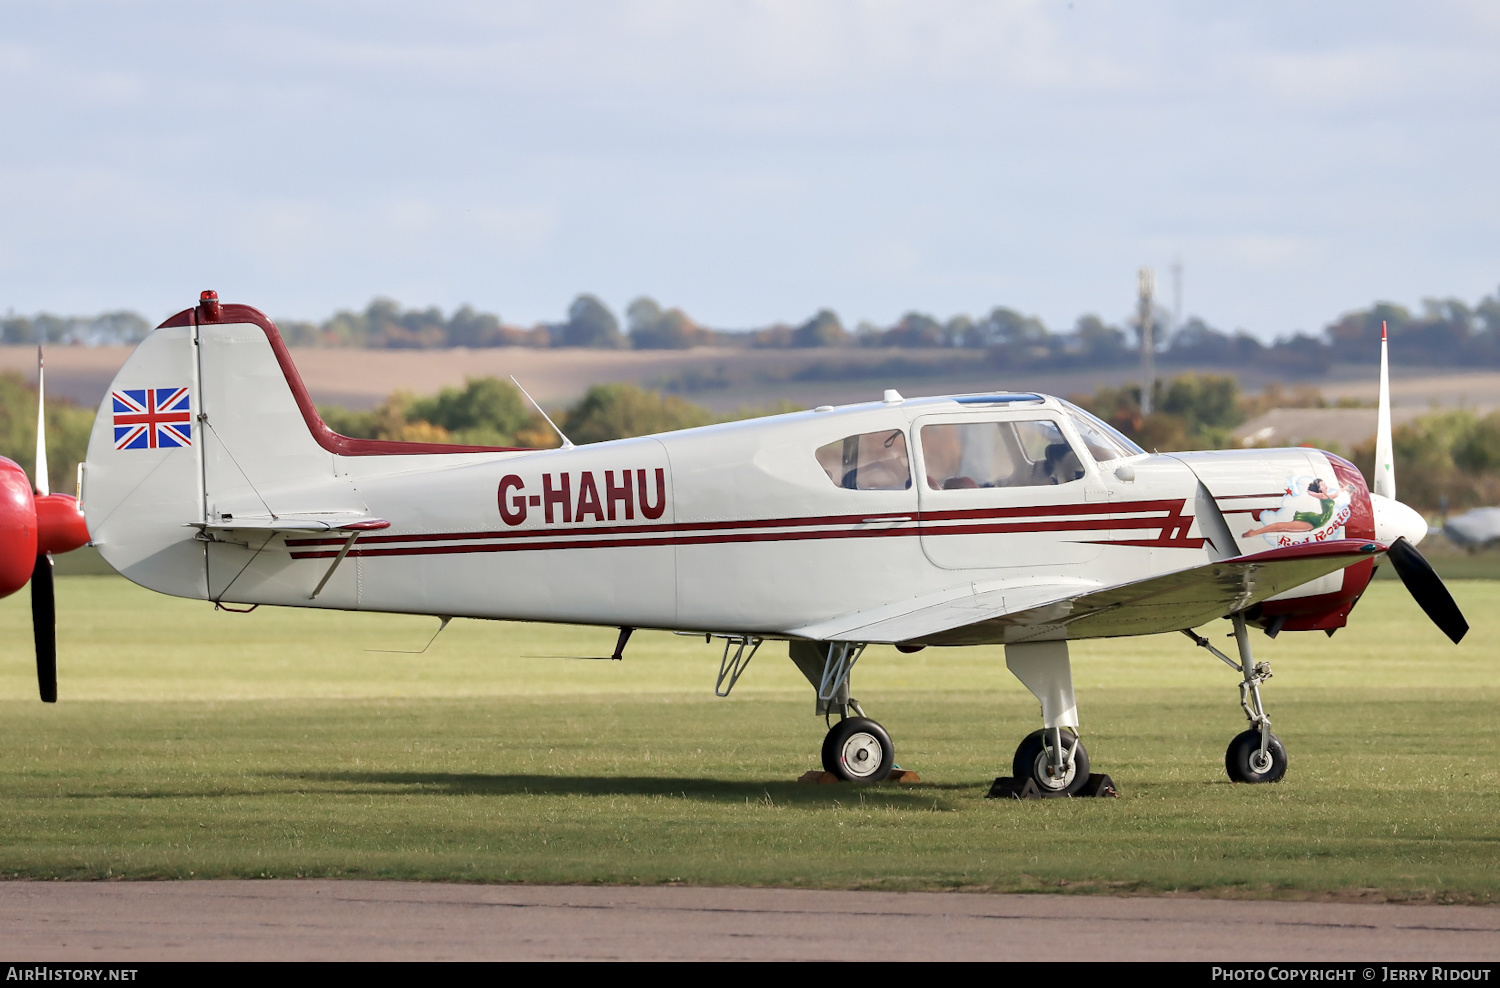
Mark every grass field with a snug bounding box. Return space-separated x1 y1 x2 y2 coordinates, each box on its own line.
0 576 1496 901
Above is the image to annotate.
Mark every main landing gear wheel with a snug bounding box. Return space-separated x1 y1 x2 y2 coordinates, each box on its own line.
1225 729 1288 783
1013 728 1090 798
821 717 895 782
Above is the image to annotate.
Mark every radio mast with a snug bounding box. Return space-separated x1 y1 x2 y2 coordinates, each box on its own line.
1171 257 1182 331
1138 266 1156 415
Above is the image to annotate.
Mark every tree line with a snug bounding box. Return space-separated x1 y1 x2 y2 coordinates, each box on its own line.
1 370 1496 524
318 374 1500 517
317 378 794 449
6 285 1500 372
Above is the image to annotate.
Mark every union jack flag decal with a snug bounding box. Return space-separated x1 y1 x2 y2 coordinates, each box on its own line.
112 387 192 450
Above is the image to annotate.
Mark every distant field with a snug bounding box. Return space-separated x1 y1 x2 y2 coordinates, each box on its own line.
6 344 1500 414
0 576 1495 900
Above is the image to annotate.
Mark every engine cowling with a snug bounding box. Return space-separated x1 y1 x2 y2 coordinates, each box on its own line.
0 458 37 597
36 493 89 556
1249 452 1377 634
0 461 91 600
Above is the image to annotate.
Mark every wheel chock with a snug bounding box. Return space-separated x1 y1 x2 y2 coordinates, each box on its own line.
986 773 1120 799
987 776 1042 799
797 769 925 784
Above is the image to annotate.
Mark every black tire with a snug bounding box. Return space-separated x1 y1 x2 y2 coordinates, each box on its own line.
823 718 895 782
1225 730 1287 783
1012 728 1090 798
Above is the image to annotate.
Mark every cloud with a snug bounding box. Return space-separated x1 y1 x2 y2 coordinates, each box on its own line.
0 1 1496 335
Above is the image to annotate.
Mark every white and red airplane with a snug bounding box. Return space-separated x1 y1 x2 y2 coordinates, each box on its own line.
70 292 1464 795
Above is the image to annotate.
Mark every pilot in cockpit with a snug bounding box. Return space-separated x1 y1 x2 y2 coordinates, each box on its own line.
1043 442 1085 484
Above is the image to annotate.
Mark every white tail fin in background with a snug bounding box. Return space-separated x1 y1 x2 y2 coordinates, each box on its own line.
1374 320 1395 500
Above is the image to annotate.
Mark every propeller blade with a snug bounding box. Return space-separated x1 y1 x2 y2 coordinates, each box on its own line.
34 345 48 497
31 553 55 702
1373 320 1395 499
1387 536 1468 644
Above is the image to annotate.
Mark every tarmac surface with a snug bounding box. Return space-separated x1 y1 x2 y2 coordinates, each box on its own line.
0 882 1498 961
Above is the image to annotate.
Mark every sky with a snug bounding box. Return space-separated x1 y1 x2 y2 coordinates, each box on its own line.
1 1 1497 338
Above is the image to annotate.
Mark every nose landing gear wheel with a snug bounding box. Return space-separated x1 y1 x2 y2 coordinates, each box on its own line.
1012 728 1090 798
821 717 895 782
1225 729 1287 783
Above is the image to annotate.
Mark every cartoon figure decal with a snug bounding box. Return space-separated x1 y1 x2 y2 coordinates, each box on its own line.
1242 476 1352 547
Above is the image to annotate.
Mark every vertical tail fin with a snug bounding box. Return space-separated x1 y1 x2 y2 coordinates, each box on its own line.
84 294 527 602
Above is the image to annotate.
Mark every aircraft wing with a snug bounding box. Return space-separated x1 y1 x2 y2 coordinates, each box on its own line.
790 538 1386 645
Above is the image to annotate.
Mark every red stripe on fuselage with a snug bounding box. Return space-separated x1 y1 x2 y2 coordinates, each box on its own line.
284 499 1185 550
286 498 1200 560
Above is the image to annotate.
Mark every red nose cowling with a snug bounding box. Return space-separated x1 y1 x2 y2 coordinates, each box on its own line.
0 460 37 597
0 460 90 600
1249 452 1377 633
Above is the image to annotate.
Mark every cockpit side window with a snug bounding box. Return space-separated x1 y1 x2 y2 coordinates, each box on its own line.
920 419 1084 489
814 430 912 490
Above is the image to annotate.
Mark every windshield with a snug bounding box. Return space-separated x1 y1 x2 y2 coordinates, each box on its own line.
920 419 1083 488
1059 400 1145 461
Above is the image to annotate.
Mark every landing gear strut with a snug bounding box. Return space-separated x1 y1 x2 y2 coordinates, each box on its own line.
1000 641 1099 797
1185 613 1288 784
791 641 896 783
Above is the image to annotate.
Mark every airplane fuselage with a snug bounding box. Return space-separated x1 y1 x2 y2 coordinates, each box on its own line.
81 304 1379 645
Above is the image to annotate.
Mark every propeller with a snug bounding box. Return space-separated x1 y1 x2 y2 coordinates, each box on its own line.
1386 536 1468 643
1370 320 1468 644
1374 321 1394 499
33 345 56 702
32 553 55 702
23 347 88 702
0 347 90 702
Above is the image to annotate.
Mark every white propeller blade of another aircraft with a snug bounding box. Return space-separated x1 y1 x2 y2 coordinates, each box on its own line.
34 346 48 497
1374 320 1395 500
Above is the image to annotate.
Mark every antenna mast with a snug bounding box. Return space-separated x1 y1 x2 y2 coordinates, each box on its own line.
1171 256 1182 332
1138 267 1156 415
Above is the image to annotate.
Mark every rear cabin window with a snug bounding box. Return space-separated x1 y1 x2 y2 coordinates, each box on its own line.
920 419 1084 490
815 430 912 490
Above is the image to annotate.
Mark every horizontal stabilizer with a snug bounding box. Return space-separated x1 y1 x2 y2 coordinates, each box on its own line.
192 516 391 535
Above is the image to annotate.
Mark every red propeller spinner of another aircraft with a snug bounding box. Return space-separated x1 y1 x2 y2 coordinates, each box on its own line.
0 350 91 702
